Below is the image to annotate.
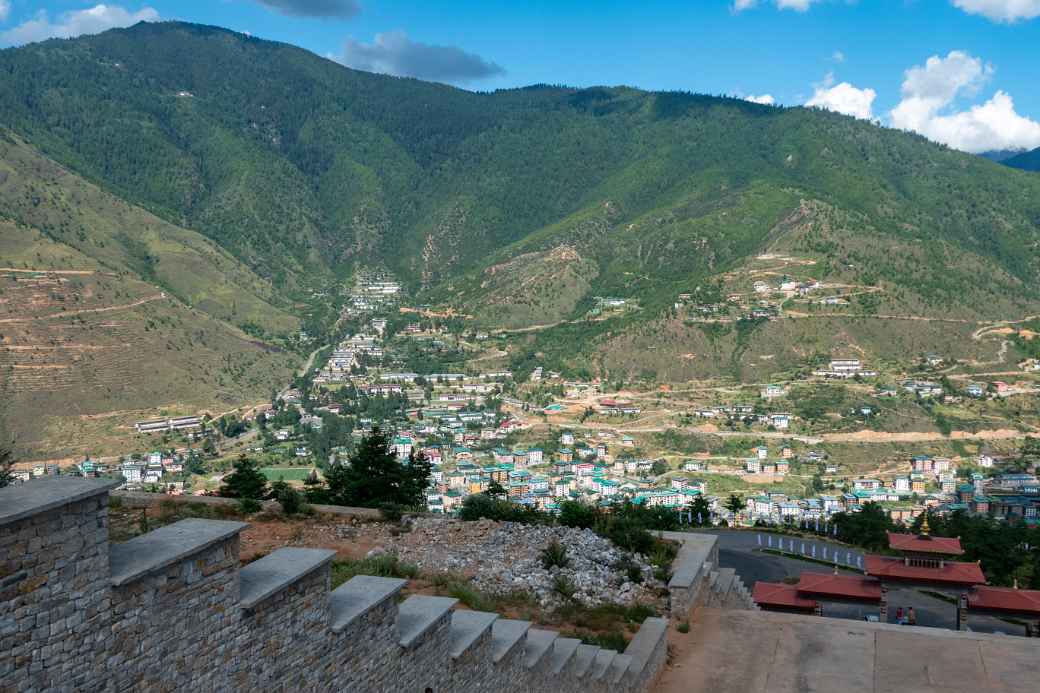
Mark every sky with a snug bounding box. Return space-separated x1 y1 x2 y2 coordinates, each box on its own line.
1 1 1040 153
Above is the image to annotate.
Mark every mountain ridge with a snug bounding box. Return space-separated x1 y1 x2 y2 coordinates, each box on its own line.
1004 147 1040 172
2 21 1040 385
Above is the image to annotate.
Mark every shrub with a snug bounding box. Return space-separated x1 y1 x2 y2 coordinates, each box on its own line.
541 540 571 570
277 487 304 515
238 498 262 514
458 493 543 523
597 516 655 555
551 574 577 601
677 622 690 634
558 500 598 529
614 556 644 584
330 553 419 588
379 502 404 522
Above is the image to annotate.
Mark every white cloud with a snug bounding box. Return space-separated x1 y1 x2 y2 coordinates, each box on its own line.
745 94 776 105
805 73 876 119
952 0 1040 22
832 50 845 63
341 31 504 83
0 4 159 47
0 1 10 23
733 0 821 11
889 50 1040 153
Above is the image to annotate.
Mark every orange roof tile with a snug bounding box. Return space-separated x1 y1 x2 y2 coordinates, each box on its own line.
968 586 1040 616
752 582 818 610
864 555 985 585
796 572 882 602
886 532 964 555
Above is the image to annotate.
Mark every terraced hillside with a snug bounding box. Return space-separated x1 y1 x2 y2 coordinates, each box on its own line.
0 133 299 457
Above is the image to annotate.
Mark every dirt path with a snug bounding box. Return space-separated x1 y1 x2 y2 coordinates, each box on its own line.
0 267 112 276
972 315 1040 340
820 428 1035 443
0 294 166 323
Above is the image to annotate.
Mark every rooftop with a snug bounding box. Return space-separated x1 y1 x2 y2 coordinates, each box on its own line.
967 586 1040 616
864 555 986 586
886 531 964 555
795 572 882 602
751 582 817 611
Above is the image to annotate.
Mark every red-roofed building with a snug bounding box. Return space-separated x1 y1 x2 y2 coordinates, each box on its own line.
752 582 818 613
967 586 1040 617
864 555 985 587
795 572 882 603
885 532 964 556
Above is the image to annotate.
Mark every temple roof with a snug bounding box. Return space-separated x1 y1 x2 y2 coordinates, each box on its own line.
968 586 1040 616
886 532 964 555
865 555 985 586
795 572 883 602
752 582 818 610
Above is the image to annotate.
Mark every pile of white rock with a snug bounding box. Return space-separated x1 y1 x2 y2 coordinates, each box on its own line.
368 518 663 608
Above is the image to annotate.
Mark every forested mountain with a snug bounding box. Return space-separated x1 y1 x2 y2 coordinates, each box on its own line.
1004 148 1040 172
2 21 1040 387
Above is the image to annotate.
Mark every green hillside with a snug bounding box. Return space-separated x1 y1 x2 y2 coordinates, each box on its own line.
0 131 299 455
1 21 1040 382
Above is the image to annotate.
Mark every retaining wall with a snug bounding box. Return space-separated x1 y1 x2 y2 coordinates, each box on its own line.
1 479 669 693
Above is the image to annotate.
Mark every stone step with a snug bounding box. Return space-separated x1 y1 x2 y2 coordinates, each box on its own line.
329 575 407 633
109 518 247 587
571 644 599 677
609 653 633 684
397 596 458 648
624 617 668 680
491 619 531 664
238 548 336 610
590 649 616 681
715 568 736 596
449 610 498 659
549 637 581 675
524 629 559 669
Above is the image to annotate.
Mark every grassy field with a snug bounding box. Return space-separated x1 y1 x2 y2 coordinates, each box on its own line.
260 467 316 482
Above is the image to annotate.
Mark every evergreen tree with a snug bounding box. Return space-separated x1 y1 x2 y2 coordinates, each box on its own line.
322 429 431 509
725 494 744 516
688 495 712 524
219 455 269 500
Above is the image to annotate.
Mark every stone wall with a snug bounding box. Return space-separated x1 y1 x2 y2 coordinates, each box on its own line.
1 479 670 693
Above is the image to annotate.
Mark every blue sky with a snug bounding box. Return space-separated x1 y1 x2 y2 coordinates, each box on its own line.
2 1 1039 152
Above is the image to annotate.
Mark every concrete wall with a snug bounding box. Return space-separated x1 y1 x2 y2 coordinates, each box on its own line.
1 479 668 693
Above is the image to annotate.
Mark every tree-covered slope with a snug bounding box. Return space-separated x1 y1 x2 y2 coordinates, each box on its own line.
1005 148 1040 172
1 21 1039 380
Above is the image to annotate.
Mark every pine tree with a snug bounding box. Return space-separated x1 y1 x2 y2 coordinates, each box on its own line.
323 429 431 508
219 455 269 500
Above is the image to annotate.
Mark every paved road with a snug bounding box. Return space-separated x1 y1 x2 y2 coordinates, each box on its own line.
697 529 1024 636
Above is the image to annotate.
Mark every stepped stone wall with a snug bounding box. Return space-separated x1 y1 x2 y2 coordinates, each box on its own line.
1 479 673 693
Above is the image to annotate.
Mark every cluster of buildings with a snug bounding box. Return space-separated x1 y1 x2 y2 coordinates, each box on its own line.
13 451 192 492
423 429 705 514
728 444 1040 528
691 404 792 430
813 358 879 380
